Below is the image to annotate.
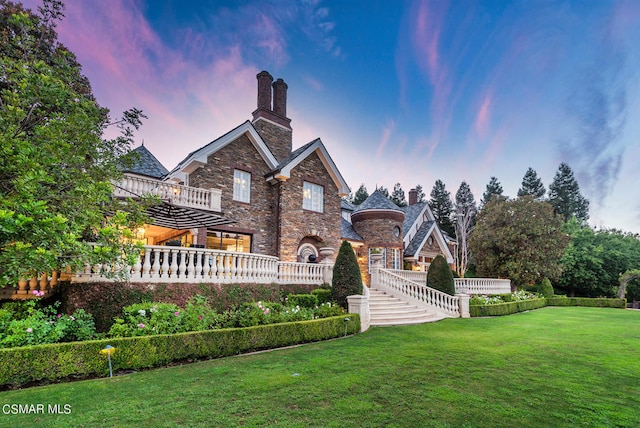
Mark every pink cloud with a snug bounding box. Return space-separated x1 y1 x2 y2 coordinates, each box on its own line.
377 119 396 158
475 92 493 138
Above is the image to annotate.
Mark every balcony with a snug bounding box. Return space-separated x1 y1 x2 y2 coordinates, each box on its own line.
114 173 222 212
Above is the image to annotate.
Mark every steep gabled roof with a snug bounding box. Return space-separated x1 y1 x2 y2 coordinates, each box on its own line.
404 220 435 257
265 138 350 196
400 202 429 237
341 199 355 211
166 121 279 179
353 189 404 213
401 202 454 263
124 145 169 179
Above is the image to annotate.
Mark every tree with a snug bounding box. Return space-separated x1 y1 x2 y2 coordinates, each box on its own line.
377 186 389 199
517 167 546 200
390 183 407 207
0 1 148 286
481 176 505 206
429 180 455 237
454 181 477 277
468 196 570 288
414 184 426 203
426 254 455 295
331 240 363 308
351 183 369 205
556 220 640 297
548 162 590 222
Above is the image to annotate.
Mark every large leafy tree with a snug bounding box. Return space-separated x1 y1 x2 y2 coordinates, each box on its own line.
351 183 369 205
454 181 477 277
556 220 640 297
548 162 590 222
390 182 407 207
428 180 455 237
469 196 570 288
0 0 148 286
481 176 505 206
517 167 546 200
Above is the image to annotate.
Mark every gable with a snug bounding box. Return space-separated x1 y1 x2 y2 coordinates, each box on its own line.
266 138 350 196
165 121 278 180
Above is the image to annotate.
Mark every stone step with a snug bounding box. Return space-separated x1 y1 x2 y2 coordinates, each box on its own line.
367 287 444 326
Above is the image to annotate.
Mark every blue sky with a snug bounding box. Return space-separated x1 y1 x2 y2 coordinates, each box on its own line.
21 0 640 233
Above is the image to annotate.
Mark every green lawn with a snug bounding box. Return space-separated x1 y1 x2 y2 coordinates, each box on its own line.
1 307 639 427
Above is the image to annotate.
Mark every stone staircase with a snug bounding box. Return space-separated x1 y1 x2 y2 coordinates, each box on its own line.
368 287 445 326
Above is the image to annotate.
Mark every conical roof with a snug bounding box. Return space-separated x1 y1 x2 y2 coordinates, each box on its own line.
125 145 169 179
353 189 404 213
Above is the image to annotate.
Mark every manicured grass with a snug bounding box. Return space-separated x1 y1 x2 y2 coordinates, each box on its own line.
1 307 639 427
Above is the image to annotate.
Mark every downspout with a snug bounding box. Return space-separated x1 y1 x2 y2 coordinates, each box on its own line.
275 179 282 259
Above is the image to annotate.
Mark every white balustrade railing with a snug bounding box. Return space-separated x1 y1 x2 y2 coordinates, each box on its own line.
387 270 511 295
114 173 222 212
74 246 333 285
375 269 460 317
454 278 511 295
278 262 326 284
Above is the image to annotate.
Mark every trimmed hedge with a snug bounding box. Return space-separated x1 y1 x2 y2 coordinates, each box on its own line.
470 299 547 317
546 297 626 308
470 297 627 317
312 288 332 305
0 314 360 389
287 294 319 309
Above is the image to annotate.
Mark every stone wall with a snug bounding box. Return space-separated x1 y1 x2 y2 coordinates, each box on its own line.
188 134 278 256
278 151 342 262
351 211 405 285
252 118 292 163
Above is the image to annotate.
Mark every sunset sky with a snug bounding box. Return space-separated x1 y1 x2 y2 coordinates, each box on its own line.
20 0 640 233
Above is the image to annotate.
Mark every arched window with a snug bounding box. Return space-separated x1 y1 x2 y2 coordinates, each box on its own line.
297 243 318 263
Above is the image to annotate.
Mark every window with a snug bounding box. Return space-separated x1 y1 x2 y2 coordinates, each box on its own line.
303 181 323 212
233 169 250 203
391 248 402 270
206 231 252 253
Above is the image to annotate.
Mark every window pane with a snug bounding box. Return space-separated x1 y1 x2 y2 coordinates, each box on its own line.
233 170 250 203
303 181 323 213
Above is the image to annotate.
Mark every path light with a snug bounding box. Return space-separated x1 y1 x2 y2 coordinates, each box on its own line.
100 345 116 377
344 317 350 337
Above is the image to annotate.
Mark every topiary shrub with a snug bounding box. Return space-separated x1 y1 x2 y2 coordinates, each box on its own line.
427 255 455 295
538 278 554 298
331 240 363 309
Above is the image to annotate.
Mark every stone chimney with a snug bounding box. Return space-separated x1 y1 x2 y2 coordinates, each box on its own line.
408 188 418 206
251 71 292 163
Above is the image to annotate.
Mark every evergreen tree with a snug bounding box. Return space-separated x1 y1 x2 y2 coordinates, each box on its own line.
481 176 505 206
351 184 369 205
455 181 477 277
377 186 389 199
331 240 363 309
429 180 455 237
426 255 455 295
548 162 590 222
390 183 407 207
414 184 426 203
517 167 546 200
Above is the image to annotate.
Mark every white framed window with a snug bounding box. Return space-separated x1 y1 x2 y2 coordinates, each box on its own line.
233 169 250 203
303 181 323 213
391 248 402 270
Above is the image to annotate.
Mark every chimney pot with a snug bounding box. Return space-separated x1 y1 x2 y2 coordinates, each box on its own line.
256 71 273 111
272 78 288 117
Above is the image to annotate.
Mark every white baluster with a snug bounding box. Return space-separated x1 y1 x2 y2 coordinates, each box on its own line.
151 247 161 279
160 248 170 278
186 250 195 279
178 248 187 278
132 254 142 278
142 249 151 279
230 253 237 279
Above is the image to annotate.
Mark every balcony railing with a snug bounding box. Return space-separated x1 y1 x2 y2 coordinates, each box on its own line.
114 173 222 212
73 245 333 285
387 270 511 295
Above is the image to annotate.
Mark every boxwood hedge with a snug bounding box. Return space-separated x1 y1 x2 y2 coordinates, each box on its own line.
0 314 359 389
470 297 626 317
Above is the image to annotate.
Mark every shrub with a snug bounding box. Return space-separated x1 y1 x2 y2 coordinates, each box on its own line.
546 297 626 308
287 294 319 309
332 241 363 308
0 314 361 389
469 299 547 316
538 278 554 298
312 288 332 305
427 255 455 295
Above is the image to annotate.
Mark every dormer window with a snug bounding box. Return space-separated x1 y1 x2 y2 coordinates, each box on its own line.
303 181 323 212
233 169 251 203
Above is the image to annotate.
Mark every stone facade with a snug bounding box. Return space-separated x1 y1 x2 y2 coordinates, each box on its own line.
188 134 278 255
351 211 405 285
278 151 342 262
252 118 292 163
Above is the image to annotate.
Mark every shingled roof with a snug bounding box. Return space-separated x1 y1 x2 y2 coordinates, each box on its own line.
125 145 169 179
353 189 404 213
404 220 435 257
341 218 364 241
400 202 428 238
